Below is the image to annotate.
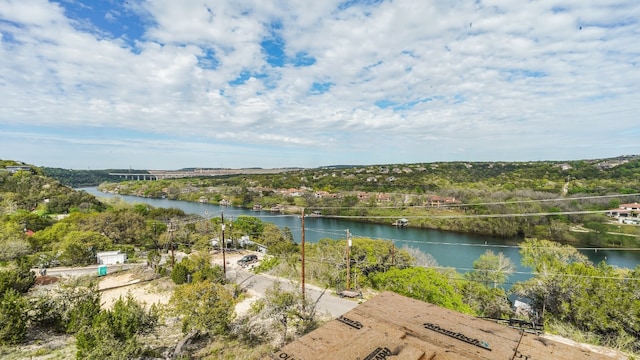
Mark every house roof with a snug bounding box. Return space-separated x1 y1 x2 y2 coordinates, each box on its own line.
266 291 615 360
619 203 640 208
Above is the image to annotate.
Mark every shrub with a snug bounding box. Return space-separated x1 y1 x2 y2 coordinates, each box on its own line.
0 289 30 345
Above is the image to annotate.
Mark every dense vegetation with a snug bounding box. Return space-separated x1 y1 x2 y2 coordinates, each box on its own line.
1 158 639 358
41 167 146 187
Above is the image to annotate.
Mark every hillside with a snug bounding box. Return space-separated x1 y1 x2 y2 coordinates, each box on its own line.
93 156 640 246
41 168 149 187
0 158 639 358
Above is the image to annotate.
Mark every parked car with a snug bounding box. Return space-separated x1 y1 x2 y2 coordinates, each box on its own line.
237 254 258 267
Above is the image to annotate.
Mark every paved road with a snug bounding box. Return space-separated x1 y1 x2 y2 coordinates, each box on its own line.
227 268 360 317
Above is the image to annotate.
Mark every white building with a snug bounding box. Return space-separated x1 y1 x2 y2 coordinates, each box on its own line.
97 251 127 265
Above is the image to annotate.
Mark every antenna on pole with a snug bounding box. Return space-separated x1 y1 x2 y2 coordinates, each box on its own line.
301 208 305 303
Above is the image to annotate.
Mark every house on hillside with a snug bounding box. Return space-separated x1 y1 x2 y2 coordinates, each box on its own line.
376 193 391 203
314 191 329 199
5 166 33 174
619 202 640 211
608 202 640 223
428 195 458 207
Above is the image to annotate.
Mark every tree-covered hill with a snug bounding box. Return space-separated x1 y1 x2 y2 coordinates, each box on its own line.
41 167 148 187
93 155 640 246
39 155 640 194
1 162 105 216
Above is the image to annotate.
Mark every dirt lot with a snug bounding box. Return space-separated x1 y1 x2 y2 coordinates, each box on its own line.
99 251 261 310
99 270 173 309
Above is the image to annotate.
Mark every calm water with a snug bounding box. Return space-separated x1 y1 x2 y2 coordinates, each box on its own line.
80 187 639 283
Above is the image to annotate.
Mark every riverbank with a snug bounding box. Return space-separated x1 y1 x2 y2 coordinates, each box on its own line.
79 187 640 274
90 184 640 250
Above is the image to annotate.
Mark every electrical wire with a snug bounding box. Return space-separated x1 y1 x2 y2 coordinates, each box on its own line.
259 252 640 282
306 192 640 210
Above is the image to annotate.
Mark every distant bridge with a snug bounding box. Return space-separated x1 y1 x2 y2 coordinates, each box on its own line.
109 168 300 180
109 173 159 180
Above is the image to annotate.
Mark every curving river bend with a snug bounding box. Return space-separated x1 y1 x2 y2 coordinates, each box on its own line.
80 187 640 284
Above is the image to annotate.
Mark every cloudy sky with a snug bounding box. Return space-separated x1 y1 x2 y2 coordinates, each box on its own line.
1 0 639 170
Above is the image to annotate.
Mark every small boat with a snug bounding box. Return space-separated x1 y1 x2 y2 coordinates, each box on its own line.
392 218 409 227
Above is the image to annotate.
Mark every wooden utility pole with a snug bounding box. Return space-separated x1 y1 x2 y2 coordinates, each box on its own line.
221 212 226 276
391 239 395 267
346 229 352 290
301 208 305 303
169 221 175 267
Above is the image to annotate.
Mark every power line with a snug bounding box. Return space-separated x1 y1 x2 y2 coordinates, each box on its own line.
153 215 640 253
306 192 640 210
261 253 640 282
324 209 614 219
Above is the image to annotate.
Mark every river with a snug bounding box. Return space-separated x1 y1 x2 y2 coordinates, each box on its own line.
79 187 639 284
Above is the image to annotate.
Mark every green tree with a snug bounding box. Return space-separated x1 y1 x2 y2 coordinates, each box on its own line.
171 262 190 285
264 282 299 346
253 282 318 347
75 313 145 360
402 245 439 267
31 281 101 334
465 250 514 288
519 238 590 272
75 294 158 360
66 285 102 334
170 280 235 335
371 267 473 314
513 260 640 353
305 237 412 290
147 249 161 274
56 231 111 266
0 238 31 262
75 209 147 245
232 216 265 239
0 261 36 294
0 289 30 345
512 239 590 323
30 220 77 251
460 281 512 318
259 223 298 256
171 251 225 284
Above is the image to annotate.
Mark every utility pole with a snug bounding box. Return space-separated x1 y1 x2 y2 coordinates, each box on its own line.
221 212 226 276
230 217 234 250
169 221 175 267
301 208 305 303
204 209 209 232
346 229 352 290
391 239 395 267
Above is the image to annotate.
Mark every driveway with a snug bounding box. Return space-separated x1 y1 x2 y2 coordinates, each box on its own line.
227 268 360 317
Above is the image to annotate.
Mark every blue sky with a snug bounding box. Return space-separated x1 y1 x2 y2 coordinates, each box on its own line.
1 0 639 169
